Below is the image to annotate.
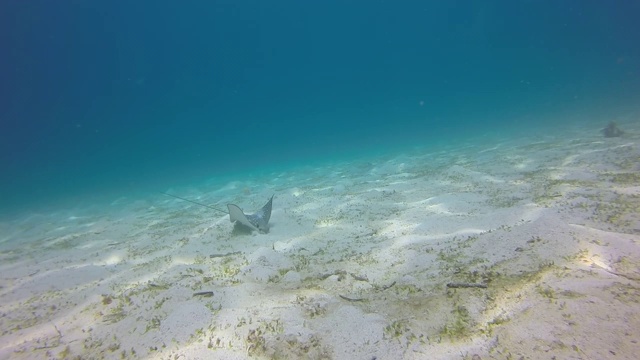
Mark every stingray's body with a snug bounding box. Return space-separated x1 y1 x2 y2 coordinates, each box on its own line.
228 195 273 233
161 192 274 234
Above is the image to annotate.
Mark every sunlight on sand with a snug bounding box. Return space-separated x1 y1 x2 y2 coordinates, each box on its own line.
1 121 639 359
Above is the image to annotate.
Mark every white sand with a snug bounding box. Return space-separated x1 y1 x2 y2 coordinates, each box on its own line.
1 120 640 359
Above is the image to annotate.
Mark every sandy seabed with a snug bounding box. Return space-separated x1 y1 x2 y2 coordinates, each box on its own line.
1 121 640 360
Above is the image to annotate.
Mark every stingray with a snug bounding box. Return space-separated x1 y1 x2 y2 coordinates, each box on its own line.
162 193 274 233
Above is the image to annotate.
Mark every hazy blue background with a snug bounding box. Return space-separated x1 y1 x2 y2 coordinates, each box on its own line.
1 0 639 215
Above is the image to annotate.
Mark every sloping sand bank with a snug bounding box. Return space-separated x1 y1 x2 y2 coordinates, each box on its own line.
1 123 639 359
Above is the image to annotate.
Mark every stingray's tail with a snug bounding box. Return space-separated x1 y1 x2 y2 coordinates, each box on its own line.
161 192 228 215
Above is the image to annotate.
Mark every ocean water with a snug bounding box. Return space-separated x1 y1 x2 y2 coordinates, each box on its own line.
2 3 640 358
1 1 638 216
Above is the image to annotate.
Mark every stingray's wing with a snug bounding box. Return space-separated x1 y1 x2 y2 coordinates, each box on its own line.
248 195 273 233
256 195 274 224
227 204 259 232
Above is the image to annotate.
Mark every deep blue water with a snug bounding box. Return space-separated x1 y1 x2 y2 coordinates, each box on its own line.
1 0 639 216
